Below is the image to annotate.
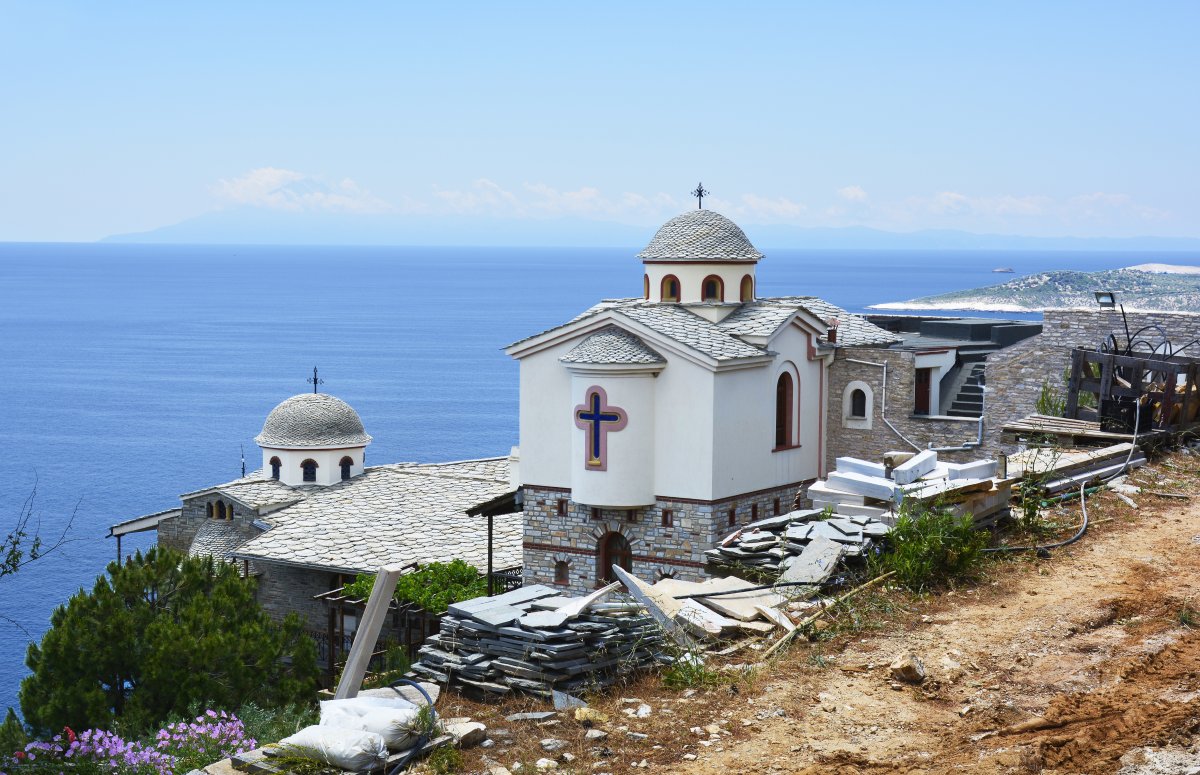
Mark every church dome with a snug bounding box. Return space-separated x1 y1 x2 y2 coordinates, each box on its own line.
255 393 372 448
637 209 763 262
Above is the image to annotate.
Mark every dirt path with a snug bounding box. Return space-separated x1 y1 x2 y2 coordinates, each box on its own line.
671 456 1200 774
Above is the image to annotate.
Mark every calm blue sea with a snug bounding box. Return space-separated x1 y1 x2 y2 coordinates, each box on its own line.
1 242 1195 713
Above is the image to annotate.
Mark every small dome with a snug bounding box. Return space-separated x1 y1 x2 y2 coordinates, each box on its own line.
638 209 763 262
255 393 372 448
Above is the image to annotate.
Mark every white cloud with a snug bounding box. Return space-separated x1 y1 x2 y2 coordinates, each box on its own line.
431 179 682 221
212 167 392 213
837 185 868 202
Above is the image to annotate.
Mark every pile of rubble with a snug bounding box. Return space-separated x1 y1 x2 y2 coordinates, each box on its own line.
704 508 891 576
807 450 1007 526
410 584 663 698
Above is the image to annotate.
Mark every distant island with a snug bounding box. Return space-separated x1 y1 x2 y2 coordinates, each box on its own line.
871 264 1200 312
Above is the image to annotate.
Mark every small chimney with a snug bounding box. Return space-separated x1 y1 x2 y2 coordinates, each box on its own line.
826 318 840 344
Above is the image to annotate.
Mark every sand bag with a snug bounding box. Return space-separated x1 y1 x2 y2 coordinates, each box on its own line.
320 702 422 750
277 724 388 771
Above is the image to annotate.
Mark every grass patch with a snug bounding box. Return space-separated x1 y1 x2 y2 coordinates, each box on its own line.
426 744 464 774
662 651 727 690
1179 600 1197 629
869 502 988 592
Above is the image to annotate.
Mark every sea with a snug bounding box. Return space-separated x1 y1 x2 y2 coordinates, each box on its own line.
1 242 1194 714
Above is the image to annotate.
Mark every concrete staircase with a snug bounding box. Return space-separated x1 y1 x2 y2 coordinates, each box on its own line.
946 360 987 418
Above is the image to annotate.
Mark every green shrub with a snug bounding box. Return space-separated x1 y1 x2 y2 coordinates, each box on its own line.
234 701 317 746
869 502 987 591
343 560 487 614
662 651 725 689
426 743 464 774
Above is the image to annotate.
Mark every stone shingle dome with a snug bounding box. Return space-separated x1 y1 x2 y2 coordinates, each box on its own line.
255 393 372 448
637 209 763 262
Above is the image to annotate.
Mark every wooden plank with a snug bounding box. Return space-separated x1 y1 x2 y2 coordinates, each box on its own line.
1066 349 1084 418
334 563 407 700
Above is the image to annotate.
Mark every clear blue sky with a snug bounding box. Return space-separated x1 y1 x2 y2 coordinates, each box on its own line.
1 1 1196 241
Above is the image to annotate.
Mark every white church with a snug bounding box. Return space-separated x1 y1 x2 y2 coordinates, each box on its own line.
507 208 897 591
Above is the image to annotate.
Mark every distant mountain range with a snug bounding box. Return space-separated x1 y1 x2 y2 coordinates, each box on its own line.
100 208 1200 251
871 265 1200 313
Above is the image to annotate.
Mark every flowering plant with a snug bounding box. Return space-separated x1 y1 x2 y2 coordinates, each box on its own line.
2 711 256 775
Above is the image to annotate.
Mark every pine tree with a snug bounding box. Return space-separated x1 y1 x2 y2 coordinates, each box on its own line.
19 547 318 735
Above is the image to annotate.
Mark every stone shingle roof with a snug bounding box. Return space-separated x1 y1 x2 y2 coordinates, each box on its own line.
773 297 903 347
231 458 521 574
637 209 763 262
255 393 373 449
189 519 252 562
180 471 305 511
618 304 765 360
560 325 666 365
716 303 799 337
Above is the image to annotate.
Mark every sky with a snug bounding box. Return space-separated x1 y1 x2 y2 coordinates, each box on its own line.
0 1 1197 242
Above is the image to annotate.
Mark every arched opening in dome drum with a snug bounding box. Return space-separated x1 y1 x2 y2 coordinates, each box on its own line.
269 457 281 480
301 459 318 483
596 532 632 584
702 275 724 302
339 456 353 481
206 502 214 519
660 275 680 302
775 372 794 448
740 274 754 302
643 274 649 300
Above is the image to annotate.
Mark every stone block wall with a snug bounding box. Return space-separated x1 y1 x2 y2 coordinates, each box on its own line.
984 309 1200 452
254 561 338 630
522 483 803 594
825 348 989 468
156 494 255 554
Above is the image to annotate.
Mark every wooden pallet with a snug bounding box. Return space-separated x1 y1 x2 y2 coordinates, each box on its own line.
1001 414 1169 446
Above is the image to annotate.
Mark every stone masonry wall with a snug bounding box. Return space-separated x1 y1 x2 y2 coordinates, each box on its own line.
825 348 989 469
984 309 1200 453
156 495 257 554
254 561 338 631
522 483 804 594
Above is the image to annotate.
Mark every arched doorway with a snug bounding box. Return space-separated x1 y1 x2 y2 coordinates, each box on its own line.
597 531 632 583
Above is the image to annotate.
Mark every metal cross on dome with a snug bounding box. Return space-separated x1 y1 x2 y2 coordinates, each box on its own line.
307 366 324 394
691 182 709 209
574 386 627 471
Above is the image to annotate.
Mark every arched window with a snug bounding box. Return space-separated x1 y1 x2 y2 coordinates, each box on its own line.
214 500 225 520
850 389 867 418
775 372 794 448
740 274 754 302
223 501 233 520
643 274 650 300
269 456 281 480
597 532 632 584
339 456 353 481
660 275 680 302
554 560 570 586
301 459 318 483
206 502 214 519
702 275 724 302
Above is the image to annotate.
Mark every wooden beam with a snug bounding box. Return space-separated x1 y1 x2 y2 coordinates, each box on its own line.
334 563 408 700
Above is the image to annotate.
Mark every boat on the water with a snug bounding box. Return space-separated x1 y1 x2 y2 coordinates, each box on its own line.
992 267 1014 273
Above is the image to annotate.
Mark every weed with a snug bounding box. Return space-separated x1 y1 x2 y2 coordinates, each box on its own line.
1179 600 1197 628
269 748 336 775
235 701 318 745
413 703 442 739
426 743 464 774
806 648 827 668
868 501 987 592
662 651 726 690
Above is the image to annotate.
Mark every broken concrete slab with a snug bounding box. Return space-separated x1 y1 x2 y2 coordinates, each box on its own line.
892 449 938 486
834 456 888 478
754 605 796 633
675 599 740 638
943 459 998 480
806 480 870 506
694 577 789 622
612 564 695 648
826 470 899 501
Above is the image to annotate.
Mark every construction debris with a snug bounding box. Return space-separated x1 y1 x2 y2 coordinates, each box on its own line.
704 508 891 577
409 584 664 698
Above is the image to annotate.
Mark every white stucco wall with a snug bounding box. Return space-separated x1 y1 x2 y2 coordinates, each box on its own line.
643 262 757 304
914 349 956 415
260 446 365 487
568 371 657 507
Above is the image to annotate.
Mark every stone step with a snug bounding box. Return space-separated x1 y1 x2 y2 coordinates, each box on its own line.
947 407 984 418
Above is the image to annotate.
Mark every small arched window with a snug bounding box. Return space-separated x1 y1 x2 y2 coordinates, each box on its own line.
301 459 318 483
206 502 214 519
269 456 281 480
224 501 233 521
597 532 633 584
775 372 794 448
339 456 353 481
850 388 867 418
660 274 680 302
740 274 754 302
702 275 724 302
214 500 225 520
554 560 570 586
643 274 650 300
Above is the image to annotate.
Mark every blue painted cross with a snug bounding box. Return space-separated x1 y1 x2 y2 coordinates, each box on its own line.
574 386 627 471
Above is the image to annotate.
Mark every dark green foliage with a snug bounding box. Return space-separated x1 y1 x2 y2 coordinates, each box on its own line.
869 503 988 591
19 547 319 735
0 707 27 759
343 560 487 614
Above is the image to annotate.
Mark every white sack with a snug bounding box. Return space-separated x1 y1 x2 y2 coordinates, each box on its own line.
277 724 388 771
319 703 421 751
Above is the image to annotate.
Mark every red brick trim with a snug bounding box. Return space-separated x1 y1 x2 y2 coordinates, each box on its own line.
523 541 706 569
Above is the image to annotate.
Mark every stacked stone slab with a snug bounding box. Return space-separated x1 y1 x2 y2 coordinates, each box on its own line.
410 585 663 698
703 508 892 576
